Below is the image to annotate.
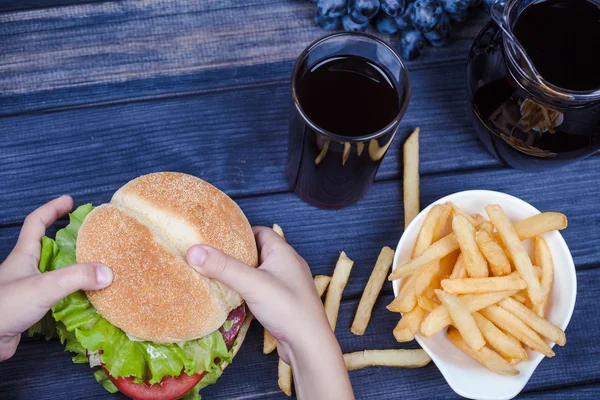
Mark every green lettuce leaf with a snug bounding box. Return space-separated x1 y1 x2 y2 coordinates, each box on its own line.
94 370 119 394
221 320 235 331
27 311 57 340
36 203 233 393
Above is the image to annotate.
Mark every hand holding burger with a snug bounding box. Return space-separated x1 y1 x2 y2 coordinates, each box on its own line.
188 228 354 400
0 173 354 400
0 195 113 362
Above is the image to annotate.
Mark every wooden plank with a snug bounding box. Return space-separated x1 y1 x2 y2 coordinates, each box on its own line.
521 384 600 399
0 58 503 226
0 0 99 12
1 158 599 288
1 267 598 399
0 0 489 115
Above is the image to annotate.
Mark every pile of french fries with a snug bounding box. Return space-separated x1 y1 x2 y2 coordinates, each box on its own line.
387 202 568 375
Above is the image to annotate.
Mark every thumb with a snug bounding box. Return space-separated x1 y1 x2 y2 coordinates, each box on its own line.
0 264 113 336
187 245 261 300
31 263 113 309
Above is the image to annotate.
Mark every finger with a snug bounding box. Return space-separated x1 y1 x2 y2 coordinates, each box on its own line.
187 245 264 301
24 263 112 309
252 226 289 263
12 195 74 263
0 336 20 362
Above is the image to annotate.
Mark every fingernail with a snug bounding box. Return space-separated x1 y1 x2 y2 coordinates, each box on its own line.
188 245 209 268
95 264 113 286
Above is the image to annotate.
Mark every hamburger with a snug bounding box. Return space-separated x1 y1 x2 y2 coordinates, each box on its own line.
32 172 258 400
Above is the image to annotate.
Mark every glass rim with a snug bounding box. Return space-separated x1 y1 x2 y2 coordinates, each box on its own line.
291 32 412 143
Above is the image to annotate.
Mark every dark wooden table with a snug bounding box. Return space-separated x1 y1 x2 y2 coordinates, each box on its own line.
1 1 599 399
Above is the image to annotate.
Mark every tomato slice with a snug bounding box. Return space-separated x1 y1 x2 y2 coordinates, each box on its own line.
105 369 205 400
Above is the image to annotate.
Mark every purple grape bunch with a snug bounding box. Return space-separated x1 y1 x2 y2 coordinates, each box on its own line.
313 0 483 60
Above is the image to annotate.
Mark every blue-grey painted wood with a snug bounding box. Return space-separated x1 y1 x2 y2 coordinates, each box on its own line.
0 59 504 225
1 0 597 399
1 156 599 289
0 0 99 12
0 0 489 116
1 267 598 399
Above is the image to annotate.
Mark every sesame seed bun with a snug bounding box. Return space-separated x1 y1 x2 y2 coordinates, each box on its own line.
76 172 258 343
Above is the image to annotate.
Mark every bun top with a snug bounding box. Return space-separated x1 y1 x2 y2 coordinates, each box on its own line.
76 172 258 343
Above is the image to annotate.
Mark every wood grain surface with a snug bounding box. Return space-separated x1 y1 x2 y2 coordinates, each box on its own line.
0 0 598 399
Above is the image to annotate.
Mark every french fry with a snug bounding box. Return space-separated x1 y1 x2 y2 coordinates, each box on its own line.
413 204 452 257
453 214 489 278
324 252 354 332
534 236 554 316
447 327 519 376
419 290 516 337
351 247 395 335
476 229 511 276
486 205 543 305
263 331 278 355
357 142 365 157
314 140 329 165
512 291 528 303
512 212 568 240
480 305 555 358
449 253 467 279
417 295 439 312
498 297 566 345
387 262 438 313
389 233 459 280
435 290 485 351
342 142 351 166
471 214 486 224
447 202 479 226
272 224 285 239
441 273 526 294
476 221 494 233
344 349 431 370
388 205 452 312
472 312 527 360
439 251 459 279
393 306 426 342
314 275 332 297
506 357 521 365
403 128 420 229
278 359 293 397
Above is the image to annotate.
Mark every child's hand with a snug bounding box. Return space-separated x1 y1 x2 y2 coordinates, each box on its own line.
187 227 354 399
0 196 113 362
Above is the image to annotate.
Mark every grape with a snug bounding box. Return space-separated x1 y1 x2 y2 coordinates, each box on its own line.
424 12 450 46
348 0 381 24
318 0 348 18
394 2 414 30
381 0 406 17
397 29 425 59
315 14 342 30
439 0 469 13
310 0 480 60
372 12 401 34
341 14 369 31
410 0 444 33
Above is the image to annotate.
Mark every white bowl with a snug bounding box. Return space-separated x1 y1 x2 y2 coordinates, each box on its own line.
392 190 577 400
